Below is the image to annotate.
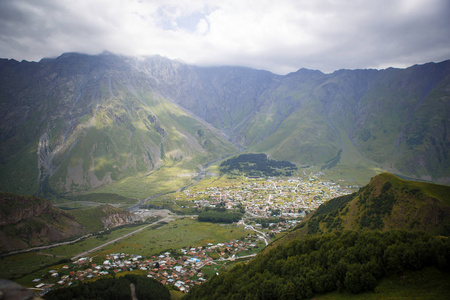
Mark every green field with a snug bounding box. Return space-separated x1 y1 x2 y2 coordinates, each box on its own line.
1 223 150 282
2 217 253 286
90 217 253 258
55 193 139 209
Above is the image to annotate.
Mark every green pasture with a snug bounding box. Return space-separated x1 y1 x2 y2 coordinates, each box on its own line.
92 218 253 257
94 164 197 199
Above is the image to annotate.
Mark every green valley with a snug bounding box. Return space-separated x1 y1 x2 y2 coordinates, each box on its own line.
0 53 450 299
0 172 448 300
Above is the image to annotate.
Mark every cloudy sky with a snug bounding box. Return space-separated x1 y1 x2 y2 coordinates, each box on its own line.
0 0 449 74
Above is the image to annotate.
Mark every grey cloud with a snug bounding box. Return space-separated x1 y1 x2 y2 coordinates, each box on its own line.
0 0 449 74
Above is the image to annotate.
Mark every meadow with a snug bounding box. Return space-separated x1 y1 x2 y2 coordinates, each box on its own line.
90 217 253 258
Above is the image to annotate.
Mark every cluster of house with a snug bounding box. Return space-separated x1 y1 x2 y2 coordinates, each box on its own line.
183 174 354 218
29 175 357 295
31 236 263 294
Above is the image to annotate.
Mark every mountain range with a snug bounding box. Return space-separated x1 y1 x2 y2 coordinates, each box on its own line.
0 53 449 197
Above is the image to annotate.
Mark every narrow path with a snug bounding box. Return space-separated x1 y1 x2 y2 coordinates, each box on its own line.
216 253 257 262
71 217 170 260
241 219 269 246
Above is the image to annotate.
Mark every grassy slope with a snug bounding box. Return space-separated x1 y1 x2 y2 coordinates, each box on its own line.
348 173 450 234
89 90 235 198
247 75 382 185
69 207 109 233
242 62 450 184
57 193 137 209
70 204 137 232
2 59 450 198
44 82 237 198
267 173 450 251
314 267 450 300
0 63 237 198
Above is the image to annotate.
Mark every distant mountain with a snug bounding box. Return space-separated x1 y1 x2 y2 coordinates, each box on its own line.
185 173 450 299
0 53 236 196
0 53 449 196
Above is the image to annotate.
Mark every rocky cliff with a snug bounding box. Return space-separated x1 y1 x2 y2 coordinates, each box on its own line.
99 204 143 230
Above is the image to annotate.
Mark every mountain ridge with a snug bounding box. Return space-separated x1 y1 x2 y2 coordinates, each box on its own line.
0 53 449 196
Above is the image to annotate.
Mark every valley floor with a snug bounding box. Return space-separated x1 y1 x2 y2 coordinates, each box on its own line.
2 172 360 297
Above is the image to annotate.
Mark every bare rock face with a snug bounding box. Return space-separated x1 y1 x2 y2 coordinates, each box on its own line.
99 204 143 229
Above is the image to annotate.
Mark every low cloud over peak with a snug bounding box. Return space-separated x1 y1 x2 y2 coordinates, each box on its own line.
0 0 449 74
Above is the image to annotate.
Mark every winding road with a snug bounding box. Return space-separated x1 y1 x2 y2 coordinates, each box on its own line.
242 219 269 246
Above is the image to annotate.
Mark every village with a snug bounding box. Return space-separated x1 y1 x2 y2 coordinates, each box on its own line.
30 173 356 296
31 235 265 295
183 172 356 219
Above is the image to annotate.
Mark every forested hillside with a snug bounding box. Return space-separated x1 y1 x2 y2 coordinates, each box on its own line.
219 153 297 177
186 231 450 299
44 274 170 300
288 173 450 239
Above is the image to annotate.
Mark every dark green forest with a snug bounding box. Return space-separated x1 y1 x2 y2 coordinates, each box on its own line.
220 153 297 177
305 192 356 235
198 208 244 223
185 230 450 300
43 274 170 300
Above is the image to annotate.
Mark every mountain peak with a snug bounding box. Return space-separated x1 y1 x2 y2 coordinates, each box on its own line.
0 55 449 197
